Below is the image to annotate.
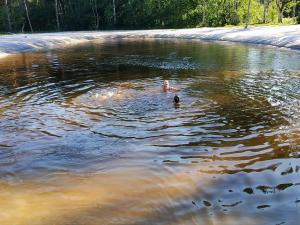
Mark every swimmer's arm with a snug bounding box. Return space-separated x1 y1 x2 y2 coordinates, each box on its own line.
161 86 178 92
169 87 178 91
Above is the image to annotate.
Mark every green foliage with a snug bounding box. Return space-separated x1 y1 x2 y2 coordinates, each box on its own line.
0 0 299 32
30 1 56 31
266 2 279 23
250 0 264 24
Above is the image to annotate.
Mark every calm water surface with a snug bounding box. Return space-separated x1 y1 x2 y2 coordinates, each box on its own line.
0 39 300 225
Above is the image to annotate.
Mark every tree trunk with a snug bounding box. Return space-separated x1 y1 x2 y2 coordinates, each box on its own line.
278 9 283 23
4 0 12 32
292 0 296 18
275 0 285 23
156 0 161 26
112 0 116 25
58 0 65 28
21 22 25 32
91 0 100 30
202 2 206 25
233 0 237 24
23 0 33 32
55 0 60 31
277 9 283 23
262 0 269 23
245 0 251 28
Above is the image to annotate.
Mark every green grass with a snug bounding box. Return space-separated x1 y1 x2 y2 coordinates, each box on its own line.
194 17 298 29
224 17 298 28
0 32 12 35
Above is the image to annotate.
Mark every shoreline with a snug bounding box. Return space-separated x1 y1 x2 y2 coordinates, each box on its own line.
0 25 300 57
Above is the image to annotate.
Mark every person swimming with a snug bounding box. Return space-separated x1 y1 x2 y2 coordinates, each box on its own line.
174 95 180 104
90 88 122 101
162 80 177 92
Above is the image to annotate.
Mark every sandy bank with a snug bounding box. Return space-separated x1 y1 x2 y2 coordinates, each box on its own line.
0 25 300 57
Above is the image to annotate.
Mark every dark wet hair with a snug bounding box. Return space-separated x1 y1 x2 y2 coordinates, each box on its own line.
174 95 180 104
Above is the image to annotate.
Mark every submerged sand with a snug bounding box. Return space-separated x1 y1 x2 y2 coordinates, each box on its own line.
0 25 300 57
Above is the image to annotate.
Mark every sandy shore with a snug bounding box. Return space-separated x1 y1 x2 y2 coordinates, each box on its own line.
0 25 300 57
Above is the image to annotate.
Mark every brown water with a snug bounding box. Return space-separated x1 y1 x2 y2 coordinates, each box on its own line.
0 39 300 225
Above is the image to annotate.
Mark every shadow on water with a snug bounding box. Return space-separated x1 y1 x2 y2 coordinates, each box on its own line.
0 39 300 225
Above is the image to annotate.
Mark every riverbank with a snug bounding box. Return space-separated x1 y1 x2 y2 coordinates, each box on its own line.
0 25 300 57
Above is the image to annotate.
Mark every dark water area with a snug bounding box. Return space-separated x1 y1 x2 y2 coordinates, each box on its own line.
0 39 300 225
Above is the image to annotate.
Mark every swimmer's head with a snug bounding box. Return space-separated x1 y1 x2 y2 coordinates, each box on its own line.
174 95 180 104
163 80 170 88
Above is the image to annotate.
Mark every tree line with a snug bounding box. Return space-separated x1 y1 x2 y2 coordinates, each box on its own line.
0 0 299 33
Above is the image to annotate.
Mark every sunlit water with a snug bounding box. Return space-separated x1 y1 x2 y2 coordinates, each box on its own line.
0 39 300 225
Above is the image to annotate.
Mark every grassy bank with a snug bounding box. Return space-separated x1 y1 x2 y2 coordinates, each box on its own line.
225 18 297 28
